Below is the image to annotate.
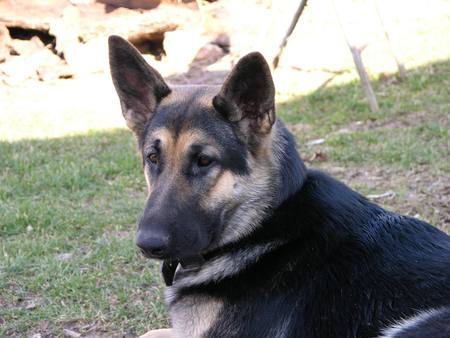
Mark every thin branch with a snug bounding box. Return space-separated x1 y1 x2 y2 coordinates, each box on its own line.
350 46 379 112
330 0 379 112
272 0 308 69
372 0 406 79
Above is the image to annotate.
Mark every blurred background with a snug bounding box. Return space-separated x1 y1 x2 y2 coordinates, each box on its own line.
0 0 449 336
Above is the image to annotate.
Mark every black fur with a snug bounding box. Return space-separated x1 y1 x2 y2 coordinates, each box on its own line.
173 167 450 337
170 126 450 337
383 307 450 338
273 121 307 205
213 52 275 125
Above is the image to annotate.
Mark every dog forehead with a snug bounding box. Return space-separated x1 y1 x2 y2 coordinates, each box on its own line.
156 85 220 125
144 85 227 141
142 126 211 152
164 85 220 108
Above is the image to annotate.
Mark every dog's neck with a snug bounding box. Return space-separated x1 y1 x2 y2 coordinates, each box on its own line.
164 181 308 291
164 170 389 291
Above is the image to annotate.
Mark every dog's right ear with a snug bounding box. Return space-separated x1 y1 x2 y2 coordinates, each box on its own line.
108 35 171 138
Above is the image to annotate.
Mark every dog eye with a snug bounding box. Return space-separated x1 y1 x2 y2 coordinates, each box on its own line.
197 155 213 167
148 153 159 164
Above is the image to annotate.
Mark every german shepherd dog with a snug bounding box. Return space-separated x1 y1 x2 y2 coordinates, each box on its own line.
108 36 450 338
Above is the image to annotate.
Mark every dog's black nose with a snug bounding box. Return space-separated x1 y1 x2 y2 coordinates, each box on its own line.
136 233 169 259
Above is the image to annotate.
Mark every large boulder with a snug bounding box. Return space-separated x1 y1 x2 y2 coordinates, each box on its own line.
0 24 11 62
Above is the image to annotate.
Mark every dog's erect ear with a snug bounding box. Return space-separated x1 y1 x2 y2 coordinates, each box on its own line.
213 52 275 139
108 35 171 137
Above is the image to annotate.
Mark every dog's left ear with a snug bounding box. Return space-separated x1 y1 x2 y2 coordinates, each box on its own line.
213 52 275 140
108 35 171 138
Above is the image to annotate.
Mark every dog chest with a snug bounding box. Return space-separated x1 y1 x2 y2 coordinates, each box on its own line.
167 291 223 338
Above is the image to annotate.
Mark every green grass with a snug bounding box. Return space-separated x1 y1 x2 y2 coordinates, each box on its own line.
1 60 449 337
278 60 450 138
326 122 448 170
278 60 449 171
0 131 168 336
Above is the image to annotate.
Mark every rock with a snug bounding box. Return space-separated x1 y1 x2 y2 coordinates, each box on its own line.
0 24 11 62
163 29 208 74
8 36 45 56
65 36 109 75
193 43 225 65
0 0 192 48
0 47 64 84
128 31 165 59
97 0 161 10
70 0 95 4
212 32 230 52
0 0 68 32
49 5 81 57
37 60 72 81
49 6 110 76
0 0 198 77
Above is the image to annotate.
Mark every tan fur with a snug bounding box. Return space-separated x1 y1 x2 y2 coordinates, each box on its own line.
162 85 220 106
175 130 208 162
209 171 236 200
144 126 224 206
217 149 276 247
145 128 215 169
169 293 222 338
151 128 174 157
123 106 145 134
255 132 274 161
144 166 152 193
159 87 192 108
139 328 173 338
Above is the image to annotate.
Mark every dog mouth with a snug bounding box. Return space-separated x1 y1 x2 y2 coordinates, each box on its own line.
138 246 206 266
139 247 166 259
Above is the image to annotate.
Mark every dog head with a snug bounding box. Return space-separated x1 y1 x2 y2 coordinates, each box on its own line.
109 36 282 261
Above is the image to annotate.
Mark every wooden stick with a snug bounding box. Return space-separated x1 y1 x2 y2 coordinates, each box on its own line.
350 46 379 112
372 0 406 79
272 0 308 69
330 0 379 112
